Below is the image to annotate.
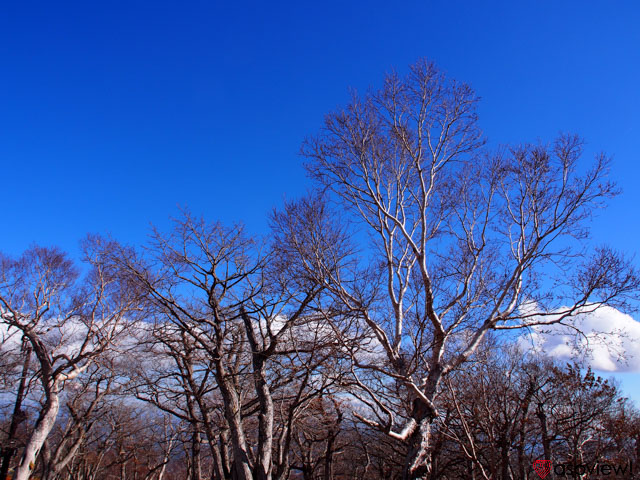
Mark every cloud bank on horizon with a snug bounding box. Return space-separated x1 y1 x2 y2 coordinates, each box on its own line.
519 305 640 373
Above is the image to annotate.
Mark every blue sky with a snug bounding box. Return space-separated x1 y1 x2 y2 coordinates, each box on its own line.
2 1 640 397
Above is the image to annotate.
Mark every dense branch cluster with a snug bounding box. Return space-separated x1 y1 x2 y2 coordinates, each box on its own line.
1 60 639 480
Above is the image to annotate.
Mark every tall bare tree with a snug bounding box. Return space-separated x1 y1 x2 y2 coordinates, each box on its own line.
0 242 140 480
100 209 348 480
301 59 639 478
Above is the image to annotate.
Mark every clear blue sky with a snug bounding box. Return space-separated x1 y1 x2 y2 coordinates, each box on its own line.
2 1 639 396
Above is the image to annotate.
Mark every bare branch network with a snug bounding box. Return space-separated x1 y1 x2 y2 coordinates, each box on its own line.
1 59 638 480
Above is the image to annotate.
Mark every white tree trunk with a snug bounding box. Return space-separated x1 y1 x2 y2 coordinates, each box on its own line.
13 393 60 480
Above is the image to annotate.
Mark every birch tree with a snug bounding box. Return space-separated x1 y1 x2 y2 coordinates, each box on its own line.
0 242 139 480
301 58 640 478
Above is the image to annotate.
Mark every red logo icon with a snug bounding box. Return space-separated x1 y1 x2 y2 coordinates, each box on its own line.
533 459 551 478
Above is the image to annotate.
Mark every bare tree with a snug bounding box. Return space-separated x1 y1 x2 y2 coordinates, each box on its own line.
437 341 543 480
417 341 631 480
0 332 34 480
39 359 124 480
64 400 180 480
2 59 636 480
0 243 140 480
99 210 348 480
301 59 640 478
131 320 226 480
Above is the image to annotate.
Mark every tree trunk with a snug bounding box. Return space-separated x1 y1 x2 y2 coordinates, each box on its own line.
536 403 553 479
323 433 335 480
499 437 511 480
0 341 32 480
215 359 253 480
13 391 60 480
219 430 232 479
403 400 435 480
252 357 274 480
516 439 527 480
44 429 86 480
241 307 274 480
191 429 203 480
210 437 226 480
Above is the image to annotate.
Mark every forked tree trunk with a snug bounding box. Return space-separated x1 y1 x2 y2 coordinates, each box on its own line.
404 418 433 479
215 358 253 480
403 399 436 480
241 306 275 480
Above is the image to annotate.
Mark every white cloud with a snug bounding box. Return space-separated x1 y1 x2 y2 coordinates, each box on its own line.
519 305 640 373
